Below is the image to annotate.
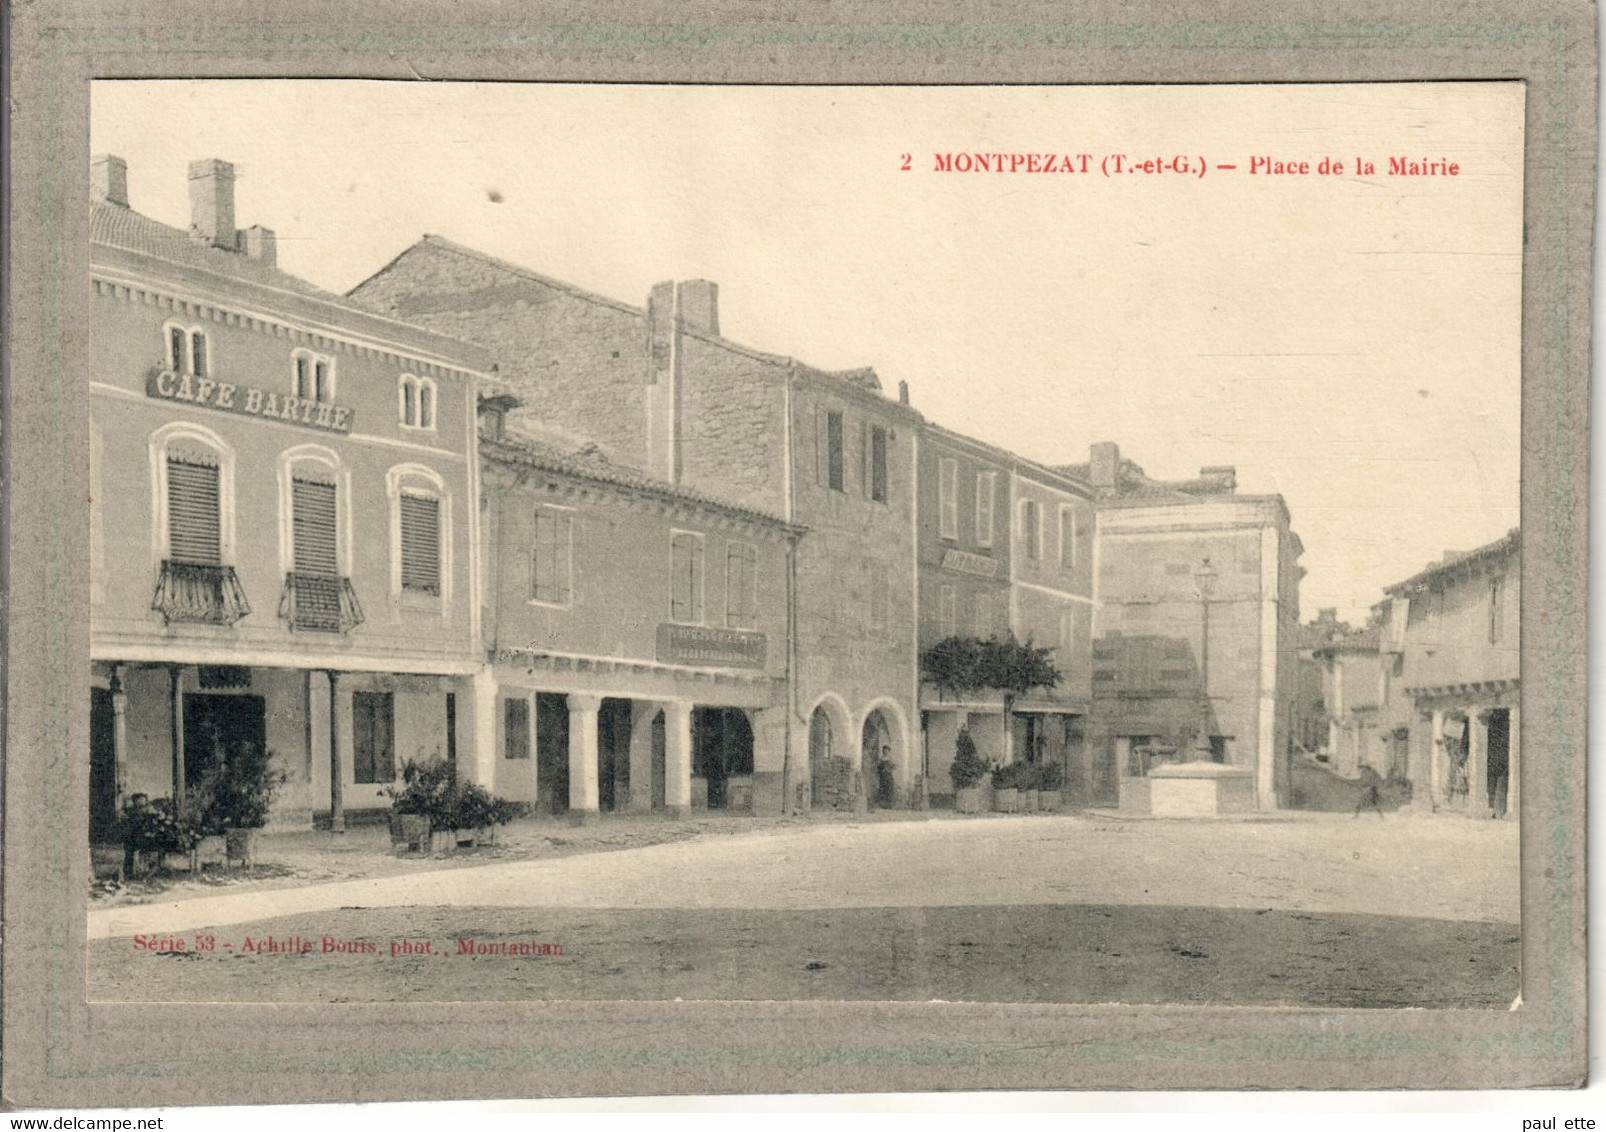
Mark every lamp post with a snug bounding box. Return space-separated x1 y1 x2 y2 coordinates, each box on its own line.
1191 557 1219 762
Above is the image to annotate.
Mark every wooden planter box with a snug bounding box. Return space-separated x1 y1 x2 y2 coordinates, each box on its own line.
389 813 431 855
1021 789 1039 812
225 828 260 867
955 786 983 814
993 787 1019 813
429 827 496 855
1041 790 1064 813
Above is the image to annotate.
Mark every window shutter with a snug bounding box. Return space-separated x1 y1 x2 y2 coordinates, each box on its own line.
399 493 441 594
190 332 208 379
860 420 870 498
292 478 339 576
167 459 222 564
169 327 186 372
315 360 330 403
671 534 691 621
814 407 826 486
504 698 531 760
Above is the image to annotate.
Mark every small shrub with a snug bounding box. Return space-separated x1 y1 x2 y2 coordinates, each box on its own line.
1035 760 1064 792
948 729 988 790
991 761 1030 790
121 796 205 855
387 757 530 832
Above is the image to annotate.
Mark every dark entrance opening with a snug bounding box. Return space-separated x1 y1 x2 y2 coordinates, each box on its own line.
862 709 895 808
650 711 667 810
1486 708 1511 818
183 693 267 790
693 707 754 809
598 698 633 812
809 706 835 808
535 692 569 815
90 687 118 844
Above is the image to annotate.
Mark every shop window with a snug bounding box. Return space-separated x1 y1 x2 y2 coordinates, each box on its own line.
531 506 574 606
670 530 704 624
726 541 757 629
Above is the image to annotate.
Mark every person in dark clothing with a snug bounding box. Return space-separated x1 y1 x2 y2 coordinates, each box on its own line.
1354 766 1386 818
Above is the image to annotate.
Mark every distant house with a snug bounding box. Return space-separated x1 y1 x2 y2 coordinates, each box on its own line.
1384 529 1520 820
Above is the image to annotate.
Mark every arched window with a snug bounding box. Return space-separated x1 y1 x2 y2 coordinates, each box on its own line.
148 423 247 625
398 373 438 431
164 320 210 377
386 464 452 610
291 348 336 403
277 446 362 633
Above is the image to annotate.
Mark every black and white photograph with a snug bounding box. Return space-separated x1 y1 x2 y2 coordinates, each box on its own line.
79 80 1527 1014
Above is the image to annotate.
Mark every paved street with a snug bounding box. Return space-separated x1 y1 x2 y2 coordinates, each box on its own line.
91 811 1518 940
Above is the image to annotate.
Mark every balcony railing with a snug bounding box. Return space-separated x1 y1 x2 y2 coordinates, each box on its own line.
151 561 251 626
279 572 365 634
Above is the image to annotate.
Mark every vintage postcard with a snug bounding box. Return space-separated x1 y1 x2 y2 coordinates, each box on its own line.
4 0 1592 1106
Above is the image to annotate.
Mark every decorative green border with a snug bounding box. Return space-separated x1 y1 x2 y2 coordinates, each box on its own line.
5 0 1589 1103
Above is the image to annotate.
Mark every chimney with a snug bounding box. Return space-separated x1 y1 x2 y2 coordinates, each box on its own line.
676 280 719 335
898 380 910 405
188 158 237 249
1090 441 1120 490
240 224 276 267
477 392 521 441
91 155 128 207
645 281 681 483
1199 464 1237 493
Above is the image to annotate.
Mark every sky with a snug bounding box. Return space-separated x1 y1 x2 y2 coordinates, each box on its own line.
90 81 1524 623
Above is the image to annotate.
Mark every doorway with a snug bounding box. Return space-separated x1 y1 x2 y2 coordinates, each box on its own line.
598 698 633 812
693 707 754 809
535 692 569 815
183 693 267 790
90 687 118 843
1486 709 1511 818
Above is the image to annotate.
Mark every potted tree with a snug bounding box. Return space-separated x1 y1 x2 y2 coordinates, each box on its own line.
1037 759 1065 811
388 757 529 855
207 743 283 867
120 794 204 877
991 760 1027 813
949 728 988 813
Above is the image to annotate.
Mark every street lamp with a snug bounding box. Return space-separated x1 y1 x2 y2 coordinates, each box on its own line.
1191 557 1219 762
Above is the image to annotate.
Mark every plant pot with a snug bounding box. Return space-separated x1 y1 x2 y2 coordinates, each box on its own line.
955 786 982 814
225 828 260 867
389 813 431 854
1022 789 1039 813
993 787 1019 813
430 829 457 855
195 834 228 868
1041 790 1063 813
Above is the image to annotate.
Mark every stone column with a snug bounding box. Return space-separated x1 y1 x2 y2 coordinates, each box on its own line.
566 693 602 824
1428 708 1446 811
662 700 694 818
1410 711 1434 812
1467 708 1491 817
169 665 186 806
627 702 660 813
749 707 787 816
110 665 129 807
1505 704 1520 820
327 671 346 833
466 667 498 790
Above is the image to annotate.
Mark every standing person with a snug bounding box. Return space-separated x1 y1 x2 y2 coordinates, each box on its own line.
1354 765 1385 818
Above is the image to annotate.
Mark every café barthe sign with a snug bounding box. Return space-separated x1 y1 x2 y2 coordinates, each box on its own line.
146 369 355 434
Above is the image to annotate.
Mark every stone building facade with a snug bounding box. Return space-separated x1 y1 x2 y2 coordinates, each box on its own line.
1075 443 1302 811
1384 530 1520 820
351 238 922 814
87 157 492 841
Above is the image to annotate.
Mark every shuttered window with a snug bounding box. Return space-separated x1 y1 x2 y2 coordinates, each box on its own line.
826 411 845 492
504 697 531 760
869 425 888 503
1022 499 1042 560
169 327 187 371
167 459 221 564
670 532 704 623
726 542 757 628
399 493 441 594
938 459 959 539
190 331 208 378
353 691 395 783
292 478 339 577
976 471 996 547
531 507 573 605
1059 505 1077 568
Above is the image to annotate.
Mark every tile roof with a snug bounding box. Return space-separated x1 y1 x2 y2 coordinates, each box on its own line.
1385 528 1520 596
481 430 799 531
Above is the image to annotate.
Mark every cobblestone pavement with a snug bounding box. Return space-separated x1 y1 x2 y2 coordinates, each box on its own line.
90 810 1518 941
